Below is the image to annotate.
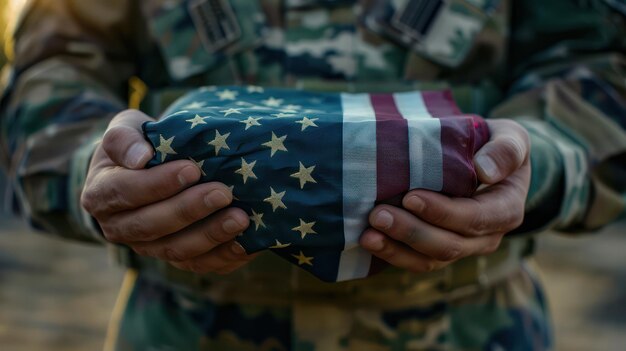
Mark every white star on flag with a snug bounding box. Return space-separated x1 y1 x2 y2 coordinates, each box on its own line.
207 130 230 155
189 157 207 176
292 219 317 239
247 85 264 93
155 135 177 162
292 251 314 266
264 187 287 212
219 108 243 116
262 132 288 157
216 89 238 100
270 240 291 249
234 158 258 184
290 162 317 188
295 117 319 131
240 116 262 130
250 209 266 230
272 112 295 118
262 97 283 107
185 114 208 129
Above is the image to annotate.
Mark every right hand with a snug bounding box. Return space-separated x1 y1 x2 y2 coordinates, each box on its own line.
81 109 256 275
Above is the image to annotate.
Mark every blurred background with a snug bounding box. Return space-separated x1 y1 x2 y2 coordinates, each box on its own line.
0 1 624 350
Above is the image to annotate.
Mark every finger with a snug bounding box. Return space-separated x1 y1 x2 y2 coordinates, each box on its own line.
360 229 448 273
81 159 201 216
474 119 530 184
102 109 156 169
170 241 258 275
102 182 233 242
368 205 501 261
402 160 530 237
130 207 250 262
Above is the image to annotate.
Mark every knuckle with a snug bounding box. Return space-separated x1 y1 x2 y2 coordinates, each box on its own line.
162 247 186 262
418 200 450 225
511 214 524 231
469 212 491 236
109 185 132 211
422 260 437 272
173 198 202 225
80 187 97 214
497 200 524 233
376 242 395 261
503 215 522 233
403 227 420 245
202 225 229 246
81 179 117 216
86 175 131 214
436 238 464 262
125 216 151 241
429 208 451 226
483 236 503 254
411 259 437 273
101 224 122 243
498 136 527 165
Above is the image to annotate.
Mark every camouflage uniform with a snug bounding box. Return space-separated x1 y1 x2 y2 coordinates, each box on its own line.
1 0 625 350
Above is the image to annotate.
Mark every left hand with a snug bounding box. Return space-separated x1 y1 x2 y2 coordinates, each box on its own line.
360 119 531 272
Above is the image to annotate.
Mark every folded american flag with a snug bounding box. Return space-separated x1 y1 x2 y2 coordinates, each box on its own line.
142 86 490 282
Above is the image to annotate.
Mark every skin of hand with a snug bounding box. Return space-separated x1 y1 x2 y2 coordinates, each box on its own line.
360 119 531 272
81 109 257 275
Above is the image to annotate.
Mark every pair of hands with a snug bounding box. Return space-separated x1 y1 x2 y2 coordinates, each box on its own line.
81 109 530 275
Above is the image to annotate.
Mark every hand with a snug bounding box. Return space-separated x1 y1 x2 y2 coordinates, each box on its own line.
81 109 256 274
360 119 531 272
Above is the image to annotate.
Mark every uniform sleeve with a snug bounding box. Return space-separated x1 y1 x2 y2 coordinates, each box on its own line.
0 0 140 242
491 1 626 233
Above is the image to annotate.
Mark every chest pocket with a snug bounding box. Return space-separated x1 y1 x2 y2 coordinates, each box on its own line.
361 0 501 68
144 0 267 81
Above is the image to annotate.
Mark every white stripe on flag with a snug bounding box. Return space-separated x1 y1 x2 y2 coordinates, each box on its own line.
393 91 431 119
393 92 443 191
338 93 376 281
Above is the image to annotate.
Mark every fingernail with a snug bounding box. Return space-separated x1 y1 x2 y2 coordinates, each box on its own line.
126 142 152 168
205 190 230 208
177 166 198 186
405 196 425 212
373 210 393 230
475 154 498 180
222 218 243 234
230 242 246 255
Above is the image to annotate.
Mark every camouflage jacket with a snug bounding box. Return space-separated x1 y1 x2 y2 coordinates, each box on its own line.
1 0 625 246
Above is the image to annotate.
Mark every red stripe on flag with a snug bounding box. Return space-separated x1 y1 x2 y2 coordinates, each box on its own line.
423 90 479 196
370 93 410 200
421 90 461 117
369 93 410 275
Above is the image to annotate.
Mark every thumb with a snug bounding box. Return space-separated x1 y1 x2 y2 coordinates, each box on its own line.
474 119 530 184
102 109 155 169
